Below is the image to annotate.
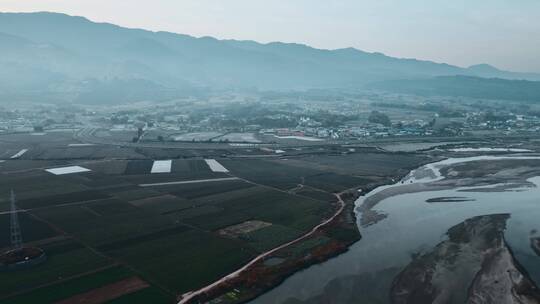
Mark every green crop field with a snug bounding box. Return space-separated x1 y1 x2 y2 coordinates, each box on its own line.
185 209 252 231
242 224 304 252
188 185 267 206
106 229 257 293
2 266 135 304
129 194 192 214
32 205 177 246
168 180 254 200
17 190 110 209
0 240 111 297
0 152 386 303
97 225 191 252
164 204 223 220
0 213 57 248
86 199 140 216
220 159 307 189
280 153 429 176
84 160 129 175
294 188 336 202
124 160 154 175
107 187 162 201
220 158 371 193
214 189 330 231
105 286 173 304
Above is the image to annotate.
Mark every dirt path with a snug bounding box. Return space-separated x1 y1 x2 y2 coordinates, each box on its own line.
138 177 239 187
178 192 346 304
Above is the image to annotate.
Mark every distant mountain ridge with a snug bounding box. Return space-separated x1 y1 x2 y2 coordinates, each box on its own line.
466 64 540 81
0 11 539 103
369 75 540 102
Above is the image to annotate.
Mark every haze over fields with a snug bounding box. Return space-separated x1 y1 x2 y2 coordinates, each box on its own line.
1 12 540 104
3 3 540 304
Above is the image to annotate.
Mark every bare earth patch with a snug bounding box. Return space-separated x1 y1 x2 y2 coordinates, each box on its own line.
55 276 150 304
218 220 272 238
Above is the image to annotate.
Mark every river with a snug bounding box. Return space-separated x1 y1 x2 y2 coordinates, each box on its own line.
252 155 540 304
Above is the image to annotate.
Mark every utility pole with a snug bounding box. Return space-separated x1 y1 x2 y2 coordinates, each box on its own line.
10 190 23 250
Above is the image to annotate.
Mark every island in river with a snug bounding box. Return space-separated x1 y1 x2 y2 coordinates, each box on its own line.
392 214 540 304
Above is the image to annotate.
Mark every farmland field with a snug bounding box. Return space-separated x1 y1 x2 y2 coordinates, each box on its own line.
105 286 173 304
167 180 254 199
0 213 57 248
105 229 257 293
1 266 135 304
219 158 373 192
0 133 420 304
242 224 304 252
17 190 110 209
276 153 429 176
0 240 112 297
129 194 192 214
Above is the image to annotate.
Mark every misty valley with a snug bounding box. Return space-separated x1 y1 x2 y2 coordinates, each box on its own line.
1 7 540 304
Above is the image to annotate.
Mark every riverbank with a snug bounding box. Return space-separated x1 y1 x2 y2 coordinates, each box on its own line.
362 156 540 303
358 155 540 227
250 154 540 304
181 155 540 304
177 189 363 304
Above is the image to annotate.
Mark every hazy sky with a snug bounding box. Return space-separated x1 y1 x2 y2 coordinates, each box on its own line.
2 0 539 72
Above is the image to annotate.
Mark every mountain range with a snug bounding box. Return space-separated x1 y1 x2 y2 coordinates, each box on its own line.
1 12 539 104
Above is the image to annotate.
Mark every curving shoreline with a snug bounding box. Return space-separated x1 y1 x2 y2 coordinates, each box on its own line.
181 154 540 304
357 155 540 226
178 191 361 304
391 214 540 304
256 154 540 304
